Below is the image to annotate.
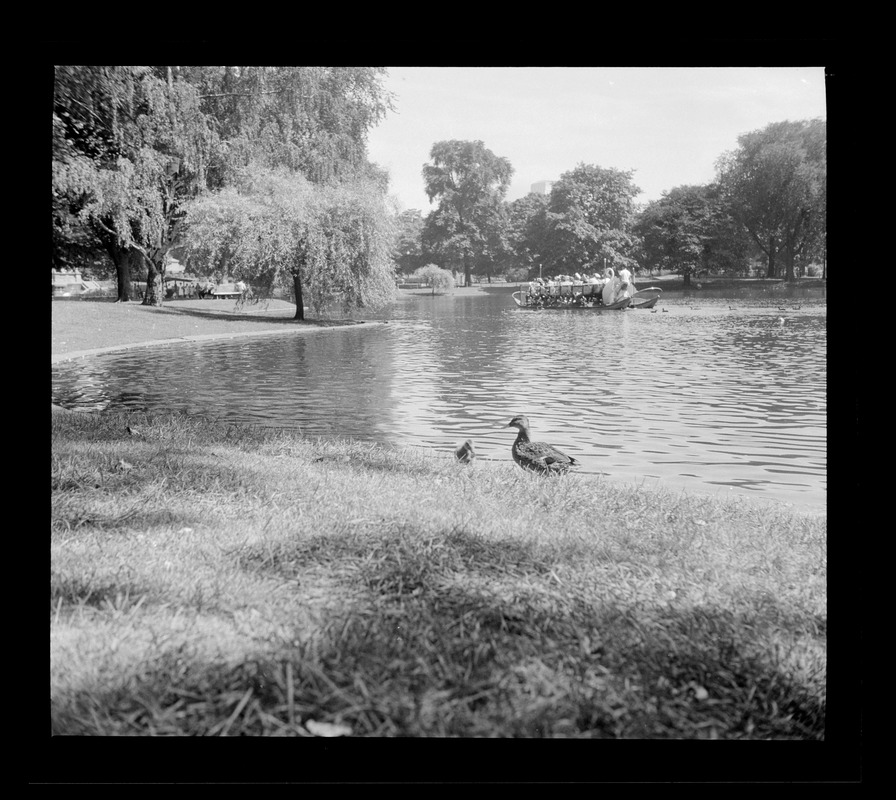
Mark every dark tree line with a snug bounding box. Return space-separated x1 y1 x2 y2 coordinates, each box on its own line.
398 119 826 285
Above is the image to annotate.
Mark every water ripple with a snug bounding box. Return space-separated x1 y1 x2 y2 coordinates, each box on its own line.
53 291 826 510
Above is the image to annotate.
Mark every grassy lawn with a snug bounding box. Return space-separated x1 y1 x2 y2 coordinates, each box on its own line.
51 297 371 359
51 408 826 741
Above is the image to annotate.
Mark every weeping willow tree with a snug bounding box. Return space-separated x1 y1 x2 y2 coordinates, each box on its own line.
183 166 396 319
53 66 217 305
53 66 393 306
182 66 393 188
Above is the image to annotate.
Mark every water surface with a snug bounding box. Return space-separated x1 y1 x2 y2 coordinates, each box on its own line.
52 286 826 512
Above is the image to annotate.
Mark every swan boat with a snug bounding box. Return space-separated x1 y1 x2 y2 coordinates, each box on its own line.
511 284 662 311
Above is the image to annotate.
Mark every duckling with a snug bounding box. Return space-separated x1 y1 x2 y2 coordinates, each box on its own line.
506 415 579 475
454 439 476 464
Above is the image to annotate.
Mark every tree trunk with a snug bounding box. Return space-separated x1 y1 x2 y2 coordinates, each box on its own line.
293 272 305 320
114 249 142 302
115 253 133 302
103 245 133 302
142 256 166 307
766 240 777 279
463 253 472 287
94 223 135 302
783 246 797 283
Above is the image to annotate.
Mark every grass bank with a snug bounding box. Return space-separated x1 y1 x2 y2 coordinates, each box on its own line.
51 297 372 360
51 409 826 740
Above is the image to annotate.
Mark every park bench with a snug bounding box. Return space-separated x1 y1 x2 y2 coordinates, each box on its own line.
212 283 243 299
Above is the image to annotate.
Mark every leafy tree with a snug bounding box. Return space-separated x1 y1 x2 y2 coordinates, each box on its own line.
52 194 113 274
53 66 217 305
500 193 551 279
180 66 393 188
52 67 141 299
411 264 455 295
183 166 396 319
392 209 427 275
541 163 640 275
53 66 393 306
634 184 752 285
422 140 513 286
716 119 826 282
476 200 513 283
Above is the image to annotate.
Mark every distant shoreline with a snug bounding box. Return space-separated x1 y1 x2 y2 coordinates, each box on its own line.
52 274 825 361
401 275 826 293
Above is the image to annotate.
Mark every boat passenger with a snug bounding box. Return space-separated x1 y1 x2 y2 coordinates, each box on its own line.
617 266 635 300
559 275 573 301
602 268 620 306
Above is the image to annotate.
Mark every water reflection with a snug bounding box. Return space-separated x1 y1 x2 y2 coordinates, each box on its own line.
52 287 826 511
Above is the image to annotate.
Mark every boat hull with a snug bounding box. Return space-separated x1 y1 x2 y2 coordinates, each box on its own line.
512 286 661 311
629 289 662 309
512 291 630 310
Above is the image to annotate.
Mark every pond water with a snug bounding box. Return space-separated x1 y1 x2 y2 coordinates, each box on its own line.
52 284 826 513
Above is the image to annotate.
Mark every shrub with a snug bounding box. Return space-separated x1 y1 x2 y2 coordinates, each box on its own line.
412 264 455 295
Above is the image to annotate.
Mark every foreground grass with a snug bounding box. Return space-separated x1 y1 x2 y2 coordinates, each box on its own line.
51 409 826 739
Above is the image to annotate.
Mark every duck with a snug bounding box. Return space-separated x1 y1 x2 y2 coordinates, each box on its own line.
506 415 579 475
454 439 476 464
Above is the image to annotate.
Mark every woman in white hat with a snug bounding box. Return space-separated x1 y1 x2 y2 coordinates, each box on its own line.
617 265 635 300
601 267 619 306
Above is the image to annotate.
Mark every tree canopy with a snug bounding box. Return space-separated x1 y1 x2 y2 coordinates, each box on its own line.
716 119 826 281
180 66 393 188
539 163 641 276
53 66 218 303
392 209 427 275
53 66 395 306
422 140 513 286
183 165 396 319
634 184 752 285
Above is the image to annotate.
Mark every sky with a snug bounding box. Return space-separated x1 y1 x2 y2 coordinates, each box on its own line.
365 67 827 215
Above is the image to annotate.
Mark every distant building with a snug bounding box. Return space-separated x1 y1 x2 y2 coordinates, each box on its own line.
530 180 554 196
